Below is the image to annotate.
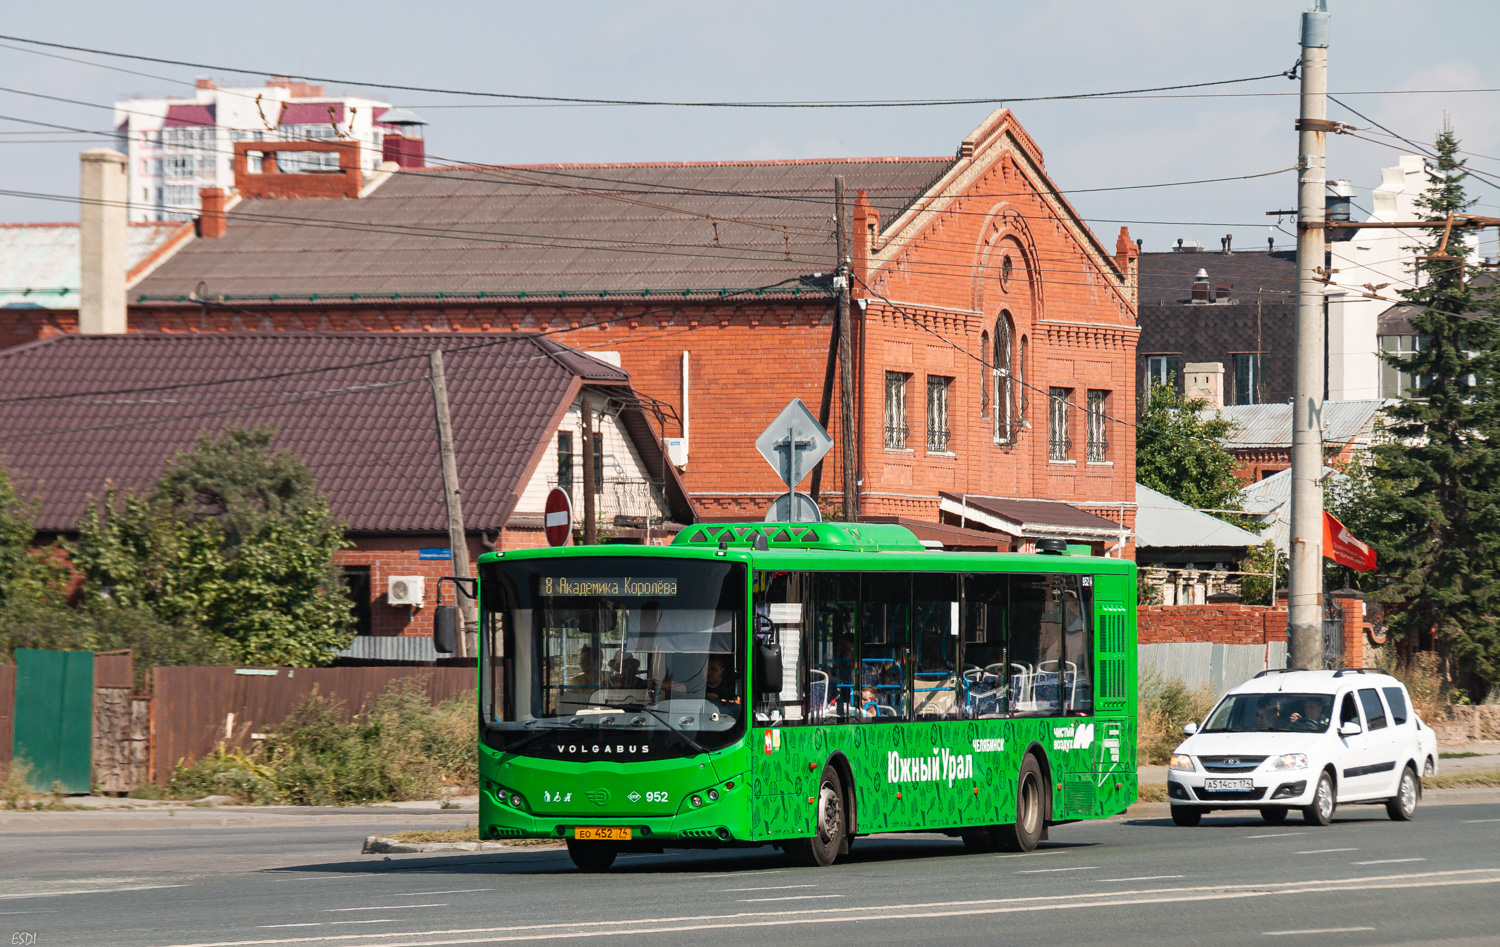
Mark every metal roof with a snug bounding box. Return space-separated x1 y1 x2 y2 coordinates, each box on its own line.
1239 465 1346 552
938 493 1124 540
0 224 187 310
1207 399 1391 448
1134 483 1263 549
0 332 659 534
132 158 953 303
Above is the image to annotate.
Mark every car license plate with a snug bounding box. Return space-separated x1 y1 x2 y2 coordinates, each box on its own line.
574 826 631 841
1205 778 1254 792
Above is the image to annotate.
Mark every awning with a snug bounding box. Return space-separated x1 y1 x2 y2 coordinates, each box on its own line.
937 492 1127 543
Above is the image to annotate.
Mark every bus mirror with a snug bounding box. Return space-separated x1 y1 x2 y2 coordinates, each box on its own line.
755 641 783 695
433 605 458 655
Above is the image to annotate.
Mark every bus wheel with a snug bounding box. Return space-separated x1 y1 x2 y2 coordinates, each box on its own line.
566 839 618 872
995 754 1045 853
790 765 846 867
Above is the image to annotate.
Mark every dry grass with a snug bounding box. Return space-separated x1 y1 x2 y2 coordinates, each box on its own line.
1137 671 1217 765
1425 769 1500 790
1136 783 1169 804
1379 650 1449 722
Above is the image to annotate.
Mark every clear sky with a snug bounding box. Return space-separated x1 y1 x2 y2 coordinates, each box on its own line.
2 1 1497 257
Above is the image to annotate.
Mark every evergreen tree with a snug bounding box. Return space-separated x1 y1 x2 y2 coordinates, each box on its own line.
1373 126 1500 699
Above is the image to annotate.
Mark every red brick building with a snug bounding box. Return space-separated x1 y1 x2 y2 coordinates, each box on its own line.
100 110 1140 554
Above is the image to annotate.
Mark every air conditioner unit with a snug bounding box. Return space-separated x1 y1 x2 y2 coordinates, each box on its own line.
387 575 425 607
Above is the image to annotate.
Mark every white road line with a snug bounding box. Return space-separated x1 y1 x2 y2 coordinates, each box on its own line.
1297 848 1358 855
1353 858 1425 866
391 890 490 897
1245 832 1306 839
0 910 60 916
329 920 397 926
992 849 1067 859
1263 927 1375 937
325 904 448 913
1016 866 1097 874
1463 818 1500 823
735 895 844 903
719 884 820 893
257 924 321 930
0 884 189 900
1096 875 1183 883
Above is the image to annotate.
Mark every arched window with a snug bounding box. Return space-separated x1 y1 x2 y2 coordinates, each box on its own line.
994 313 1015 443
979 330 991 418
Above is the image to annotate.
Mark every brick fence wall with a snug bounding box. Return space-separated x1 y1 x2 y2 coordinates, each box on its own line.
1138 602 1288 647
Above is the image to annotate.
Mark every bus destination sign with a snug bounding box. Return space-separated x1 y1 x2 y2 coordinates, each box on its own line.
540 576 679 598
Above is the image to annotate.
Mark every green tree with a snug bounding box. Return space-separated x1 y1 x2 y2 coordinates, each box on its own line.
1136 380 1245 514
1372 126 1500 699
70 428 355 666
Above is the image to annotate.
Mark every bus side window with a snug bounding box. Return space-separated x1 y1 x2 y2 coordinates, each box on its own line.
859 573 910 721
1010 576 1063 716
754 571 808 725
1062 577 1093 714
912 573 959 720
961 574 1008 719
809 573 859 724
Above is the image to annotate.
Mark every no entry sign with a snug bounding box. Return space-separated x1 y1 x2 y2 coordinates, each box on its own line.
544 487 573 547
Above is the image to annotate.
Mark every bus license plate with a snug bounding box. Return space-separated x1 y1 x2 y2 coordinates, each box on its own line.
1204 778 1253 792
575 827 631 841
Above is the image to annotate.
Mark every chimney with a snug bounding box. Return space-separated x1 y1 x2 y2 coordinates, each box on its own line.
1221 233 1233 254
199 187 227 238
1184 362 1225 409
381 134 425 169
195 77 216 91
1114 226 1140 305
852 189 874 289
1214 281 1233 302
79 148 128 335
1190 267 1211 303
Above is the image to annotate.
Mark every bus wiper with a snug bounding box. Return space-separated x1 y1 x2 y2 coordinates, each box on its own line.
628 705 712 758
495 722 570 758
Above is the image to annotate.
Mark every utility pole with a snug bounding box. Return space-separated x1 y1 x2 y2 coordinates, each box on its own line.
835 176 859 522
581 396 598 544
428 349 475 658
1288 0 1330 671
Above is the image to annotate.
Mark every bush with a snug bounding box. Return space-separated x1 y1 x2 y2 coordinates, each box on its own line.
0 759 66 810
1379 648 1449 722
166 680 477 805
1137 670 1216 765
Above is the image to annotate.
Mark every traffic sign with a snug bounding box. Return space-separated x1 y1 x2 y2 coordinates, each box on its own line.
764 492 822 523
755 400 833 523
544 487 573 546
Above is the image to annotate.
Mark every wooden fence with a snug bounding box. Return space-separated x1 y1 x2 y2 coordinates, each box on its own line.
0 663 14 770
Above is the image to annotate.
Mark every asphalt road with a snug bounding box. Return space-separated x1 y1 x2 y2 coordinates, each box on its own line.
3 796 1500 947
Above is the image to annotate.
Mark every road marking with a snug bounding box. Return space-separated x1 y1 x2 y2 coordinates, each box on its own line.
257 925 321 930
329 921 397 926
719 884 820 893
0 884 188 901
1353 858 1425 865
1016 866 1097 874
325 905 447 913
0 910 60 916
992 849 1067 859
391 890 490 897
735 895 844 903
1263 927 1374 937
1463 818 1500 823
1297 848 1358 855
1245 832 1306 839
1096 875 1183 883
140 868 1500 947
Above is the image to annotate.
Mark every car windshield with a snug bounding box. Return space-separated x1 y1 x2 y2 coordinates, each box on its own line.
1202 692 1333 733
481 557 747 758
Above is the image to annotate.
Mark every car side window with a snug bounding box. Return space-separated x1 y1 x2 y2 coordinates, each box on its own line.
1358 688 1388 730
1339 693 1359 727
1381 686 1409 726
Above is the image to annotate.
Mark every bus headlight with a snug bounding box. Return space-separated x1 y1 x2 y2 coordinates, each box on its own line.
707 789 719 802
1169 754 1196 772
691 795 703 808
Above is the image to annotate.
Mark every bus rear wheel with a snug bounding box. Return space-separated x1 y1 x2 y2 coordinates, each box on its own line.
995 754 1045 853
789 765 846 867
566 839 618 872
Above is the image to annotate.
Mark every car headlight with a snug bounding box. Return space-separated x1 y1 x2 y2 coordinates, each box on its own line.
1269 753 1308 771
1169 753 1195 772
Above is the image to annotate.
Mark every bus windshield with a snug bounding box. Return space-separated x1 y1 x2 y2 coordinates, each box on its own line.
482 557 747 759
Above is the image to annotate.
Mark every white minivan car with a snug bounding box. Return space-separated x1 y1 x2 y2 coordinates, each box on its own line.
1167 669 1439 826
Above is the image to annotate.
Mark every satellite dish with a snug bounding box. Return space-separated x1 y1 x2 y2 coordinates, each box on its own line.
764 492 821 523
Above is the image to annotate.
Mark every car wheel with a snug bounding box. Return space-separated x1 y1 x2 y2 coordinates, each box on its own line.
566 839 617 872
1386 766 1419 821
1302 772 1336 826
789 765 846 867
1259 807 1288 825
1170 805 1202 827
995 754 1046 852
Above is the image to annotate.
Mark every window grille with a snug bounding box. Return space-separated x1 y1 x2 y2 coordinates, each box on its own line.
1049 388 1072 461
884 372 909 450
927 376 951 453
1086 390 1109 463
994 314 1015 443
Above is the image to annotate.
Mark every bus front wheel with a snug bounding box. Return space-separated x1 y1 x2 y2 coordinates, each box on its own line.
790 765 846 867
995 754 1045 853
566 839 618 872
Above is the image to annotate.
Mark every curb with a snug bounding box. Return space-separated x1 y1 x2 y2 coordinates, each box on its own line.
362 835 564 854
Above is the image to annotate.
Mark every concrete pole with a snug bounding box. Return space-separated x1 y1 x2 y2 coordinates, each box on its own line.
1288 0 1330 671
428 349 476 658
79 149 128 335
835 176 859 522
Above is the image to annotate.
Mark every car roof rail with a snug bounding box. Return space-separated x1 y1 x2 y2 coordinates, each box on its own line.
1253 667 1311 678
1332 667 1387 677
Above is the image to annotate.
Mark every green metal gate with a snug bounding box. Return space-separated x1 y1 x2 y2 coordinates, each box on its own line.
12 649 94 793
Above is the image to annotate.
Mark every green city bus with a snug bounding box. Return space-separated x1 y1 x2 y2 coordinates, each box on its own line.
443 521 1137 871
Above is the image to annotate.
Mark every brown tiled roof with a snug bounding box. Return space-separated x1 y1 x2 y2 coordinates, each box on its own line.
132 158 953 303
1138 249 1298 306
939 492 1123 539
0 332 629 533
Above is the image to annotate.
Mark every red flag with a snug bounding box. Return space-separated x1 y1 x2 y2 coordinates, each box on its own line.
1323 511 1377 572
